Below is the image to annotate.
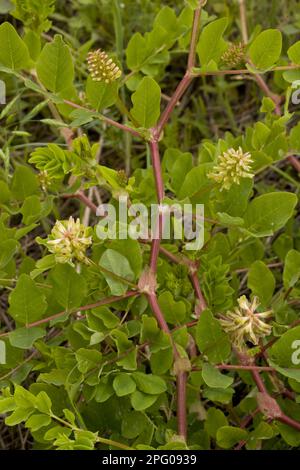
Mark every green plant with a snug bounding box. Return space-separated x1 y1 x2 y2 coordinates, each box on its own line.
1 0 300 451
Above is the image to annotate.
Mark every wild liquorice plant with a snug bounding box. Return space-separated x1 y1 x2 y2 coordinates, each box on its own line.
1 0 300 450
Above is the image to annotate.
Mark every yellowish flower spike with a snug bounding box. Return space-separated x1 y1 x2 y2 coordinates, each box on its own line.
221 42 246 69
219 295 272 350
208 146 254 191
87 49 122 83
46 217 92 266
38 170 51 191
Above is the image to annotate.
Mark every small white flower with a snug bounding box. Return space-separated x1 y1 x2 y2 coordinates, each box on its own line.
219 295 272 350
208 147 254 191
46 217 92 266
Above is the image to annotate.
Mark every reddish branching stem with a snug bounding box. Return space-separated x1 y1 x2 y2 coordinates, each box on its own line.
189 270 207 316
252 70 282 114
149 220 163 273
156 0 204 136
63 191 98 213
63 193 198 275
147 292 171 337
0 291 138 337
191 64 300 77
147 3 207 440
149 139 164 202
278 413 300 432
63 99 142 138
158 245 190 266
192 364 276 372
237 354 300 431
157 73 192 137
251 369 267 393
177 372 188 438
147 291 188 439
287 155 300 172
238 2 299 174
149 139 164 273
187 2 203 70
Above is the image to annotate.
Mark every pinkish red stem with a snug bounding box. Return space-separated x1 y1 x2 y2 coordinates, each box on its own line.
147 291 188 440
146 4 207 440
189 270 207 316
191 64 300 77
192 364 276 372
251 369 267 393
248 359 300 432
63 193 198 273
64 191 98 213
62 2 206 442
0 291 138 336
149 139 164 202
278 413 300 432
177 371 188 437
147 292 172 337
149 214 163 273
156 73 192 137
187 3 202 70
63 99 142 138
239 3 299 174
287 155 300 172
149 139 164 273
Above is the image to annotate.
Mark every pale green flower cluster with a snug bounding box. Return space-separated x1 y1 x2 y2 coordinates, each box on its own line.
221 42 246 69
219 296 272 350
46 217 92 266
87 49 122 83
208 146 254 191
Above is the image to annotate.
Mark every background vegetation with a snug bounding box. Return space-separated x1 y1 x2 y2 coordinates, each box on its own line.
0 0 300 450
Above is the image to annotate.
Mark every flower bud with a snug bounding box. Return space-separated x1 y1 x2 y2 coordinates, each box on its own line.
221 42 246 69
87 49 122 83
